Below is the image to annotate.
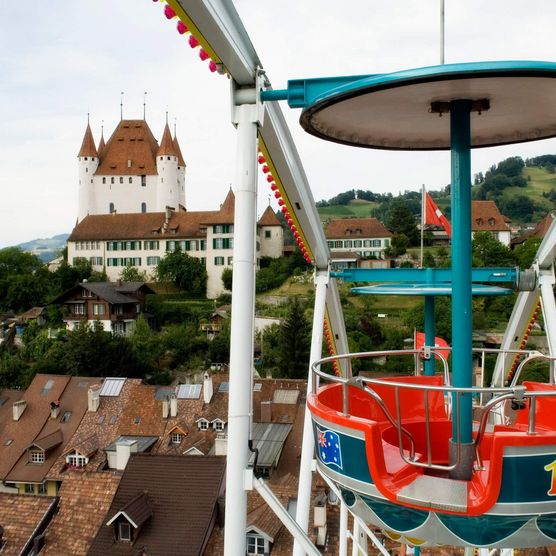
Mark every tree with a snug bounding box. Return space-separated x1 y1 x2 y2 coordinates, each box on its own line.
472 232 515 267
129 315 162 372
221 268 233 291
384 233 409 258
385 199 419 245
514 236 542 269
120 265 147 282
277 297 310 379
155 250 207 294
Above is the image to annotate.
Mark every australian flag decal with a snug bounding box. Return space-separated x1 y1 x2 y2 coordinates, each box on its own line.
316 427 343 470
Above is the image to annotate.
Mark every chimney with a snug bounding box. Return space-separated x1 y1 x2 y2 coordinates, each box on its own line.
116 439 137 470
203 372 213 404
88 387 100 412
169 394 177 418
260 401 272 423
314 491 328 548
50 401 60 419
162 398 169 419
13 400 27 421
165 206 172 222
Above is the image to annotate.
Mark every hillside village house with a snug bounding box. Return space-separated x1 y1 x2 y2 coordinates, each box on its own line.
325 217 392 269
52 281 154 336
471 200 511 246
71 118 284 298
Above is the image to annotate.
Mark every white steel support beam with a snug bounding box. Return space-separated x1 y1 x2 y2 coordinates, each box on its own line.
540 270 556 360
339 500 349 556
252 475 321 556
224 100 259 556
293 271 328 556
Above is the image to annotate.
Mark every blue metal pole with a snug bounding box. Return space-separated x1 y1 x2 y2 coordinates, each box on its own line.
450 100 473 446
424 296 436 376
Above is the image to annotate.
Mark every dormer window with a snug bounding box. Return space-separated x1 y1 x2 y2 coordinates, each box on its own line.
246 534 267 555
488 218 495 226
66 451 88 468
118 522 132 542
198 419 209 431
30 450 45 464
171 432 183 444
214 421 225 431
476 217 484 225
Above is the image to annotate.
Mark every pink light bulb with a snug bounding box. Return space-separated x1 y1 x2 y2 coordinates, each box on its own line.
208 60 217 73
274 191 281 199
262 165 270 174
176 21 188 34
281 206 288 214
164 5 176 19
270 184 277 191
258 155 265 164
266 175 274 183
278 199 284 206
199 48 209 61
189 35 199 48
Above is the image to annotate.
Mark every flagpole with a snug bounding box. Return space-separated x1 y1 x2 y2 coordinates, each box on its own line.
420 184 425 268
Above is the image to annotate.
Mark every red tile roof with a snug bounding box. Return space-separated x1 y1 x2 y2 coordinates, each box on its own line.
88 454 226 556
96 120 159 176
326 217 392 239
204 188 235 224
258 206 282 227
42 472 120 556
157 123 178 157
472 201 510 231
173 134 186 167
0 493 57 556
78 124 98 158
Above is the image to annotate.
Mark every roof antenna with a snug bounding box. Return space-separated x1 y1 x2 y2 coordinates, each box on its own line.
120 92 124 121
440 0 445 64
143 91 148 120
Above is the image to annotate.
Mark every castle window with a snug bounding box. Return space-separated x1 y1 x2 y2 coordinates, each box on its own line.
167 156 171 160
84 157 88 161
120 177 124 184
109 203 115 213
160 156 163 161
265 230 271 239
85 167 88 173
141 203 147 213
141 175 146 187
129 177 132 184
102 177 106 184
214 257 225 266
111 177 115 184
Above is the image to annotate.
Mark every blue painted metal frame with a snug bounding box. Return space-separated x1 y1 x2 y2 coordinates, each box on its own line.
261 61 556 109
331 267 518 285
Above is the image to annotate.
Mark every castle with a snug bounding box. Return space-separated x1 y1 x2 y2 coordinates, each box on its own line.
69 118 283 298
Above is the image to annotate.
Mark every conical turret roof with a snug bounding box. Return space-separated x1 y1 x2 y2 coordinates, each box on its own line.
157 123 179 157
173 134 186 167
78 123 98 158
258 206 282 226
98 132 106 157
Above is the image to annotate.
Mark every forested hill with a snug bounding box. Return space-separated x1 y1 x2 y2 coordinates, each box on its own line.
317 155 556 224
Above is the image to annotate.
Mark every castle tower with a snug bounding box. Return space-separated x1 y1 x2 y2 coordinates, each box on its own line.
77 123 99 221
173 131 187 210
156 123 180 212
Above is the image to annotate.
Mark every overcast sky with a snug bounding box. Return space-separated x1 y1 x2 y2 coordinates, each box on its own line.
1 0 556 247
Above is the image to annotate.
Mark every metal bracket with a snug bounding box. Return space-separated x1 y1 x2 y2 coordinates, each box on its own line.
423 345 432 360
231 68 266 126
430 98 490 116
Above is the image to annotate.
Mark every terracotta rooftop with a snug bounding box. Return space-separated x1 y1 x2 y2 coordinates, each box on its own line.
513 211 556 246
326 217 392 239
258 206 282 227
42 472 120 556
51 282 154 307
98 132 106 157
4 375 97 484
204 189 235 224
0 493 57 556
78 123 98 158
95 120 159 176
157 123 179 157
173 134 186 167
472 200 511 232
88 454 226 556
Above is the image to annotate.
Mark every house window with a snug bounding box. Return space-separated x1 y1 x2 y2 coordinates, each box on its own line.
67 453 88 467
129 177 133 184
74 304 85 316
246 535 265 554
93 304 105 316
141 175 146 187
118 522 132 542
146 256 160 265
30 450 45 464
38 483 48 494
109 202 115 213
60 411 72 423
363 240 371 247
25 483 35 494
198 420 209 431
119 177 123 184
344 240 353 248
354 240 362 248
214 257 225 266
227 256 233 266
171 432 183 444
102 177 106 184
214 421 225 431
372 239 381 247
334 241 342 248
111 177 115 184
141 202 147 213
265 230 271 239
